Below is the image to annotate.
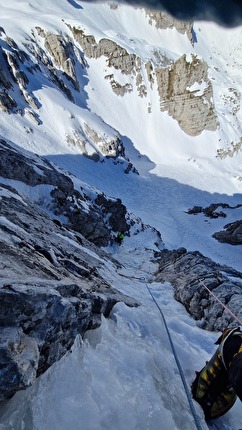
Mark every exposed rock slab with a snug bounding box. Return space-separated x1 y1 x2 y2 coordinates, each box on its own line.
0 327 39 402
155 248 242 331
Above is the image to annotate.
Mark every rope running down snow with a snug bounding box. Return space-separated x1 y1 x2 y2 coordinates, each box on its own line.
143 279 204 430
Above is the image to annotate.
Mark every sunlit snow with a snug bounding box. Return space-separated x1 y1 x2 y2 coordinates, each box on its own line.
0 1 242 429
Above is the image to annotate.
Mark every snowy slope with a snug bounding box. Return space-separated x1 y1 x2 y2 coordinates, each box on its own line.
0 1 242 188
0 1 241 269
0 239 242 430
0 1 242 429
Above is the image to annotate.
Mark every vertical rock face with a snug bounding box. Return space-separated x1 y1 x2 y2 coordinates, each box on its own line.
0 33 40 120
41 30 79 91
71 28 141 95
155 54 218 135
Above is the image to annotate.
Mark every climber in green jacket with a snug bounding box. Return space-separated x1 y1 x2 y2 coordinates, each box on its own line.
115 231 125 245
191 326 242 420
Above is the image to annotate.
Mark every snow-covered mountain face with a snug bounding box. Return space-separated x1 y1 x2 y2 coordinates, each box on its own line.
1 2 242 427
1 0 242 263
0 0 242 187
0 2 242 294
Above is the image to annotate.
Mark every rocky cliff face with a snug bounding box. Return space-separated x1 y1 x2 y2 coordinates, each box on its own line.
0 209 136 402
0 138 145 401
70 23 217 135
0 11 218 141
0 139 129 246
155 54 217 135
0 27 130 163
145 10 193 41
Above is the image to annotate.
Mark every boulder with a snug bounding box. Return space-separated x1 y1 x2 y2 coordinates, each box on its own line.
213 220 242 245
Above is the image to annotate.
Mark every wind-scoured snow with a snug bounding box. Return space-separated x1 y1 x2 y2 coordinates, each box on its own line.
0 1 242 429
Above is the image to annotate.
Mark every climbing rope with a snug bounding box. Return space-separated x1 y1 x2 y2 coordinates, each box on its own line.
199 280 242 326
142 279 204 430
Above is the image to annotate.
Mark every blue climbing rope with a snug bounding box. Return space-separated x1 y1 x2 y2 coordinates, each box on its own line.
143 279 204 430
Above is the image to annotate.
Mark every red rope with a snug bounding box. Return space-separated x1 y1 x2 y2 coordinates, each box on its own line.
200 280 242 326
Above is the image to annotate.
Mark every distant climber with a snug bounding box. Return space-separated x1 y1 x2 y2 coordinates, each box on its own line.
191 326 242 420
115 231 125 246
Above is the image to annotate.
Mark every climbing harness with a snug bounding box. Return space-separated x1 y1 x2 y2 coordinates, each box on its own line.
199 280 242 326
142 278 204 430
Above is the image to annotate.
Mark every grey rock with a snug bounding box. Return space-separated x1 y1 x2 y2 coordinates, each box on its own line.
0 139 73 192
0 138 130 246
0 14 222 140
0 191 137 400
0 327 39 402
0 90 17 112
0 35 38 113
213 220 242 245
72 25 217 136
146 10 194 43
155 248 242 330
155 54 218 135
95 194 129 234
42 31 79 91
186 202 242 244
0 51 11 89
0 139 142 401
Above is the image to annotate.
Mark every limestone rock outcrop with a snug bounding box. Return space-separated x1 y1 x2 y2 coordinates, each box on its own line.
155 248 242 331
0 35 39 115
71 25 217 136
155 54 218 135
0 10 219 143
36 28 79 91
146 10 194 43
